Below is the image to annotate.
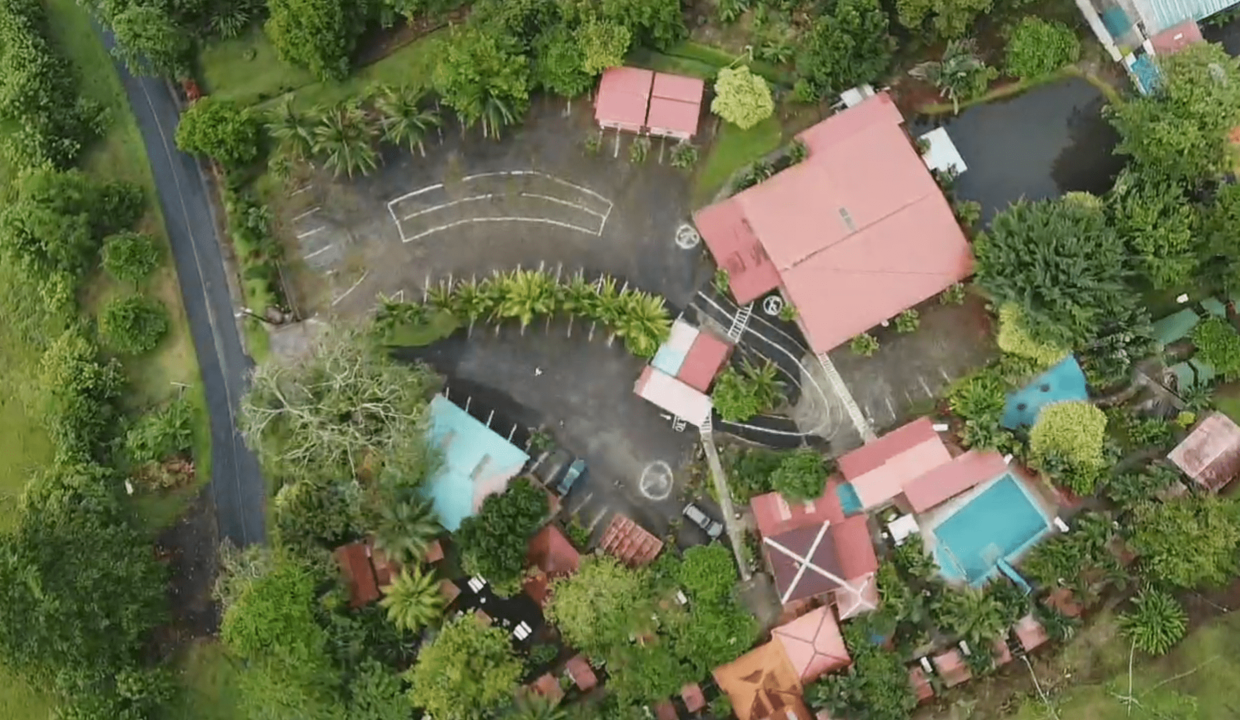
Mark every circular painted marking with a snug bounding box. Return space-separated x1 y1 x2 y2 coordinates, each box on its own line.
763 295 784 316
638 461 674 501
675 223 701 250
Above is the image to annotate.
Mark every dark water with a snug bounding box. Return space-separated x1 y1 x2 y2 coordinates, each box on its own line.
911 77 1127 223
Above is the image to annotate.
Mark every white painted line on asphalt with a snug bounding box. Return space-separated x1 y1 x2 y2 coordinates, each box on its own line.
297 226 326 238
402 194 499 220
303 243 334 260
718 418 809 438
292 206 320 221
570 492 594 516
403 217 601 242
587 509 608 531
459 170 613 204
638 461 674 501
387 183 445 205
331 271 370 307
520 193 607 219
291 184 313 196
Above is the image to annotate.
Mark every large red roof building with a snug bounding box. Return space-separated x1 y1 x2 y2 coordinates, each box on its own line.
695 92 972 353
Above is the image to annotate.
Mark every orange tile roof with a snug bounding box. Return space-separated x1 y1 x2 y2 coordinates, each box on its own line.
713 641 809 720
566 654 598 691
932 649 972 687
599 514 664 567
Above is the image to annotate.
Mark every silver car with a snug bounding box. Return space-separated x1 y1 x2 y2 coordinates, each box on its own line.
682 503 724 539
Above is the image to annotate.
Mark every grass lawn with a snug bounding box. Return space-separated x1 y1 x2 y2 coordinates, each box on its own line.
165 641 244 720
692 114 783 206
1012 608 1240 718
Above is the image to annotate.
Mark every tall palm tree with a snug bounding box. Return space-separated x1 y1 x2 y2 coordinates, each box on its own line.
374 84 441 157
372 499 441 564
480 94 516 141
268 97 316 160
313 101 380 178
497 269 558 331
379 565 445 633
934 587 1008 647
615 291 671 358
505 694 567 720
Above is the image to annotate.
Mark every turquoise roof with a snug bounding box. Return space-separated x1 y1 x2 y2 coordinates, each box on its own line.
1141 0 1237 32
423 395 529 531
1000 357 1089 430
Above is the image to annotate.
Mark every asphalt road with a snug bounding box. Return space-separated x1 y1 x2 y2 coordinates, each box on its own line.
100 31 267 546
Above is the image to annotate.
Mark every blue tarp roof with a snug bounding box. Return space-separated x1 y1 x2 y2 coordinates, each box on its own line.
1000 357 1089 430
423 395 529 531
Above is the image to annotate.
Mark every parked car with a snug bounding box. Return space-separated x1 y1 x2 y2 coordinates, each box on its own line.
534 449 571 489
682 503 724 539
555 459 586 496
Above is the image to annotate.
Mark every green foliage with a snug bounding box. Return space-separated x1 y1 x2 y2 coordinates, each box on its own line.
1191 316 1240 380
779 303 798 321
0 463 168 716
579 17 631 75
933 587 1007 646
175 97 262 168
433 24 531 138
808 623 917 720
533 24 592 97
110 5 191 77
274 478 362 552
996 303 1069 369
714 267 730 294
666 594 758 678
711 359 785 422
795 0 893 100
770 448 827 502
948 365 1007 424
975 195 1137 351
39 328 124 462
371 498 441 564
456 478 548 594
405 614 524 719
954 199 982 228
961 416 1016 453
379 565 445 632
265 0 366 80
897 0 993 39
895 309 920 334
1110 171 1199 288
891 534 938 581
1127 495 1240 588
124 396 193 467
527 643 559 669
1108 43 1240 185
723 446 782 503
629 136 650 163
1119 589 1187 655
1201 182 1240 293
1029 401 1108 492
347 659 409 720
787 139 809 164
546 555 653 657
100 295 169 355
941 282 967 305
221 556 331 675
850 332 879 356
313 101 380 178
0 0 99 170
102 232 159 285
1005 17 1080 80
712 66 774 130
224 186 284 313
374 84 441 157
678 544 738 603
670 141 698 169
910 39 997 114
1022 511 1118 591
1 168 143 279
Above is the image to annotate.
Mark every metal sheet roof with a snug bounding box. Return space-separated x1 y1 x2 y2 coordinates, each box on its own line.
1138 0 1234 33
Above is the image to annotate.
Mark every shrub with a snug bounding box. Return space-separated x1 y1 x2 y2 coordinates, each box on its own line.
787 139 809 164
770 449 827 502
1191 316 1240 379
954 199 982 228
100 296 170 355
125 397 193 467
940 283 967 305
1118 589 1187 655
712 360 785 422
670 142 698 169
527 643 558 668
102 232 160 284
895 309 919 333
629 137 650 163
583 131 603 155
711 66 775 129
997 303 1069 369
779 303 798 321
175 98 262 168
724 447 783 503
713 267 730 294
960 416 1015 452
949 367 1007 423
850 333 879 356
1005 18 1081 81
1030 401 1107 490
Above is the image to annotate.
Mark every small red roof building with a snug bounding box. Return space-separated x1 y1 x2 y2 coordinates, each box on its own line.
524 525 582 605
694 92 972 353
595 67 652 133
838 418 952 510
528 674 563 704
908 666 935 703
334 541 381 608
595 67 704 139
654 699 678 720
599 513 664 567
681 683 707 713
1167 413 1240 492
932 649 972 688
677 330 732 393
771 606 851 683
713 641 810 720
1149 19 1203 56
647 72 705 140
1014 614 1049 653
566 654 598 691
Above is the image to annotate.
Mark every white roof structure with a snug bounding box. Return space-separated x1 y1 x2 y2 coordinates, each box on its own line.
919 128 967 176
634 366 712 426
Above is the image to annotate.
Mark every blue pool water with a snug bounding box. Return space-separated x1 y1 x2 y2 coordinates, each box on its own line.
933 474 1051 586
836 483 863 517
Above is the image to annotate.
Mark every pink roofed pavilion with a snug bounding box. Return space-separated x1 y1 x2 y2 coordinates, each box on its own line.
694 92 972 354
772 605 851 683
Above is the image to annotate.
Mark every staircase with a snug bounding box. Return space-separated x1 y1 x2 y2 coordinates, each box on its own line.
816 351 876 442
672 416 686 432
726 303 753 342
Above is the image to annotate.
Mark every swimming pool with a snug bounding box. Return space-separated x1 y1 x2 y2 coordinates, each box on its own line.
932 473 1051 586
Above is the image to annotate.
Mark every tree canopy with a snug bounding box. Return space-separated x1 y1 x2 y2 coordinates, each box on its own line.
1108 171 1199 289
546 555 654 656
1126 495 1240 588
265 0 367 80
711 66 774 129
770 449 828 502
405 615 524 720
455 478 548 594
175 97 262 168
794 0 893 101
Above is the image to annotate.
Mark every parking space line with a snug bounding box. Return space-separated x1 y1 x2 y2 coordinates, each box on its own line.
402 194 499 221
331 271 370 307
303 243 334 260
569 492 594 516
290 185 313 196
459 170 613 205
519 193 607 219
297 226 326 238
404 217 602 242
387 183 445 205
292 207 320 221
587 509 608 531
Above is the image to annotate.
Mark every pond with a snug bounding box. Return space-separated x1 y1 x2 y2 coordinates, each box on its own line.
911 77 1127 224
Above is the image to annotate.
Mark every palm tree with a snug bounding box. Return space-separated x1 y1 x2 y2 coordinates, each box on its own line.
933 587 1007 648
375 84 441 156
268 97 316 160
428 280 454 312
592 276 621 330
313 101 380 178
480 94 517 140
910 39 994 114
451 278 487 326
505 694 567 720
372 499 442 564
615 291 672 358
497 269 558 331
379 565 445 632
374 296 429 338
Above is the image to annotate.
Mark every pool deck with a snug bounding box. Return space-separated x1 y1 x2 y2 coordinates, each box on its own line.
919 467 1059 586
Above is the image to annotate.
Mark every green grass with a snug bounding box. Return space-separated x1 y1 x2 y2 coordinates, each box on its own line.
0 664 52 720
272 30 445 111
692 115 783 206
626 41 792 87
166 641 245 720
200 27 317 107
382 310 462 347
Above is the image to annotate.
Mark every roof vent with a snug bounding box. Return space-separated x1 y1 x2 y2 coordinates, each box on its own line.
838 207 856 232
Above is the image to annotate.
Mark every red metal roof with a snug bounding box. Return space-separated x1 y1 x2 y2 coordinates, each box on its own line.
765 523 845 604
682 683 707 713
566 654 598 691
932 649 971 687
1168 412 1240 492
832 515 878 580
647 94 702 138
677 329 732 392
595 67 653 130
902 450 1008 513
838 418 952 510
599 514 664 566
653 72 704 102
1150 19 1203 56
695 93 972 352
529 674 564 703
694 200 782 305
334 542 380 608
527 525 581 577
771 605 851 683
751 480 846 539
654 699 678 720
908 666 935 703
1014 614 1049 652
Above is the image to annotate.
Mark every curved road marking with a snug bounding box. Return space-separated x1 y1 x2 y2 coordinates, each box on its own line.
638 461 674 501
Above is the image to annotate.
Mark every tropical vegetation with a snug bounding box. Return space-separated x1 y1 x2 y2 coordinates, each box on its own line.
711 359 785 422
1118 589 1188 656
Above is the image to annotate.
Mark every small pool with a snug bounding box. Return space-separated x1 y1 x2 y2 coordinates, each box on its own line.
932 474 1051 586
